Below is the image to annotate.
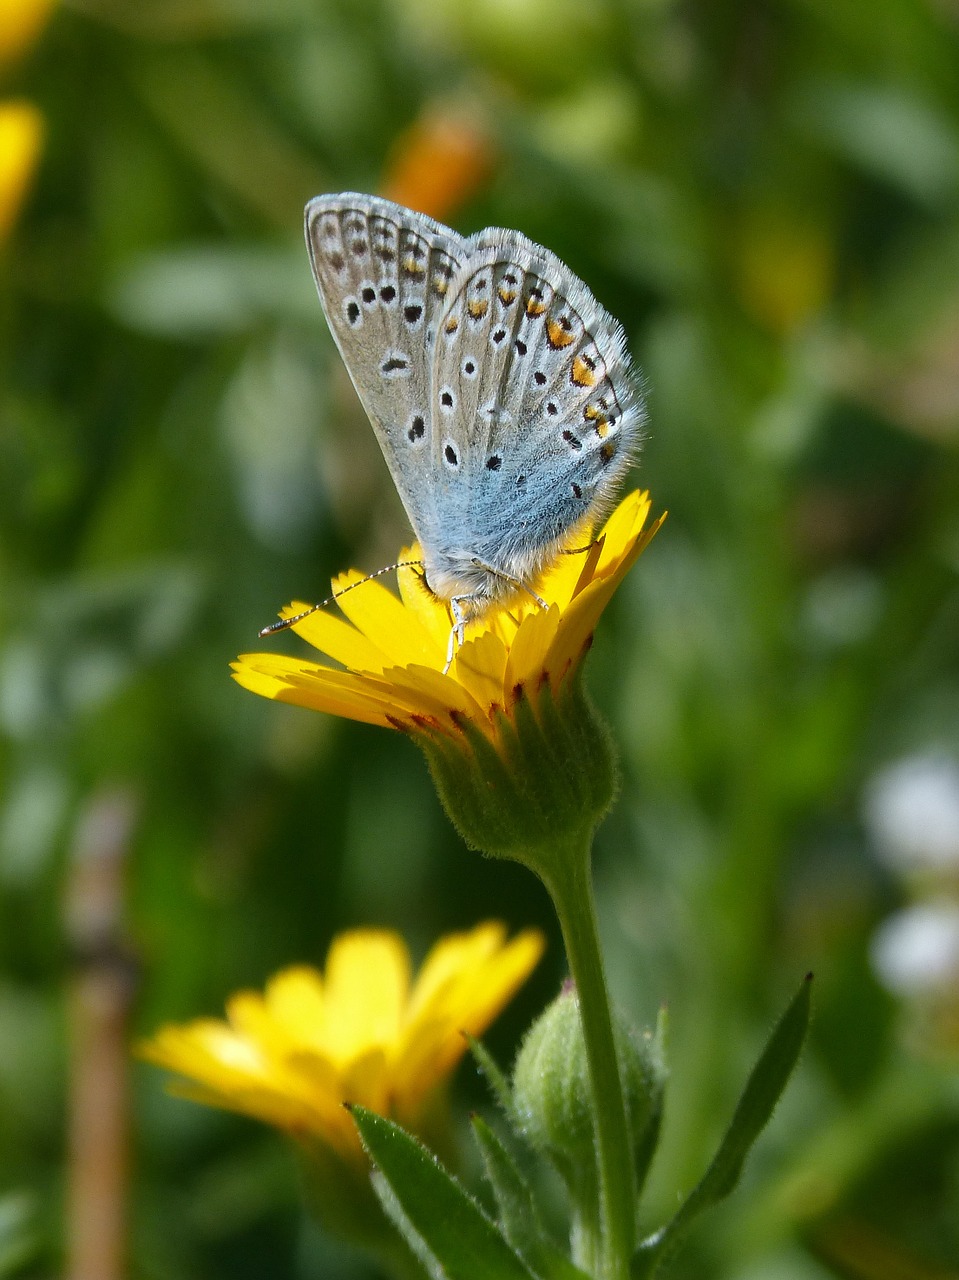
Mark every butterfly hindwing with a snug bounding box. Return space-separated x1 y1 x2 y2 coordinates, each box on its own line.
424 232 645 582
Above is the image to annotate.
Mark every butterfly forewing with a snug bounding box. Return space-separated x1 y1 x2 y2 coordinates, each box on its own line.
304 194 470 530
425 232 645 582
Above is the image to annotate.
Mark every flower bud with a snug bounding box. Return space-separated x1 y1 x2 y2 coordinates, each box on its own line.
511 984 666 1217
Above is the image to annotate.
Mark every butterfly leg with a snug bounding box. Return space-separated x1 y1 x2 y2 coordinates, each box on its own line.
443 597 471 674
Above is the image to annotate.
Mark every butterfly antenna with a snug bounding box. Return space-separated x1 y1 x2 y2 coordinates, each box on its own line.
258 560 425 638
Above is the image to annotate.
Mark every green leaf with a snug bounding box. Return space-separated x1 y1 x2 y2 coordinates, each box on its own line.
350 1106 538 1280
471 1115 590 1280
633 976 813 1277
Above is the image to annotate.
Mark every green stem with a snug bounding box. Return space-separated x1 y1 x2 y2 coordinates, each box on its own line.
540 830 636 1280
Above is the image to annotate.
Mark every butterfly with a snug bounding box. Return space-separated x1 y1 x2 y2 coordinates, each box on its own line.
266 193 645 666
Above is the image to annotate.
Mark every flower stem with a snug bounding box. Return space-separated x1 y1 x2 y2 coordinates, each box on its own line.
541 831 635 1280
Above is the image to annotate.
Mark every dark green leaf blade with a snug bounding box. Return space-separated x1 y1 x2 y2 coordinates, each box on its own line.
634 975 813 1277
471 1115 590 1280
351 1106 539 1280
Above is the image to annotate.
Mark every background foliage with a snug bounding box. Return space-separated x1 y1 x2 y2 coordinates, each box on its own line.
2 0 959 1276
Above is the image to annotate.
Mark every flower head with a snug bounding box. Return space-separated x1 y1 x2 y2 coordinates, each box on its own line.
139 922 544 1162
233 489 663 744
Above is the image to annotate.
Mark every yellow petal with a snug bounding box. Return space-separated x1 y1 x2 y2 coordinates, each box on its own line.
284 601 398 673
503 606 562 691
405 922 508 1020
396 554 453 652
332 571 445 668
232 657 403 728
321 930 410 1063
450 629 510 710
259 966 328 1052
394 926 545 1108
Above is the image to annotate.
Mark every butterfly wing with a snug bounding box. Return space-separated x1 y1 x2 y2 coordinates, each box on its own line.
304 194 471 536
421 229 645 596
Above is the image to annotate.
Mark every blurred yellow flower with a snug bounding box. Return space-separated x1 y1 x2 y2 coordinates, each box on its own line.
234 489 663 744
0 0 56 66
139 922 544 1161
0 99 42 240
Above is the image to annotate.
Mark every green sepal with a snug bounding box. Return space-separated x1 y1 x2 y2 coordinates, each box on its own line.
350 1105 538 1280
472 1114 590 1280
466 1033 514 1115
632 975 813 1277
410 673 616 865
633 1005 669 1199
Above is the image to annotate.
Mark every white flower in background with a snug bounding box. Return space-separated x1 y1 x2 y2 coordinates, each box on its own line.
863 751 959 875
871 900 959 998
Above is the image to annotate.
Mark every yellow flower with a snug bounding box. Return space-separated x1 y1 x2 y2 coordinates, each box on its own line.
233 489 663 743
139 922 544 1162
0 99 42 241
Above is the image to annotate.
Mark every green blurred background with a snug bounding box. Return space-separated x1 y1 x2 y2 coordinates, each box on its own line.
2 0 959 1276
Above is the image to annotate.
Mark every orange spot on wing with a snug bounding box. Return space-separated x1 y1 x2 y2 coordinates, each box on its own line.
584 404 609 436
546 317 576 349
